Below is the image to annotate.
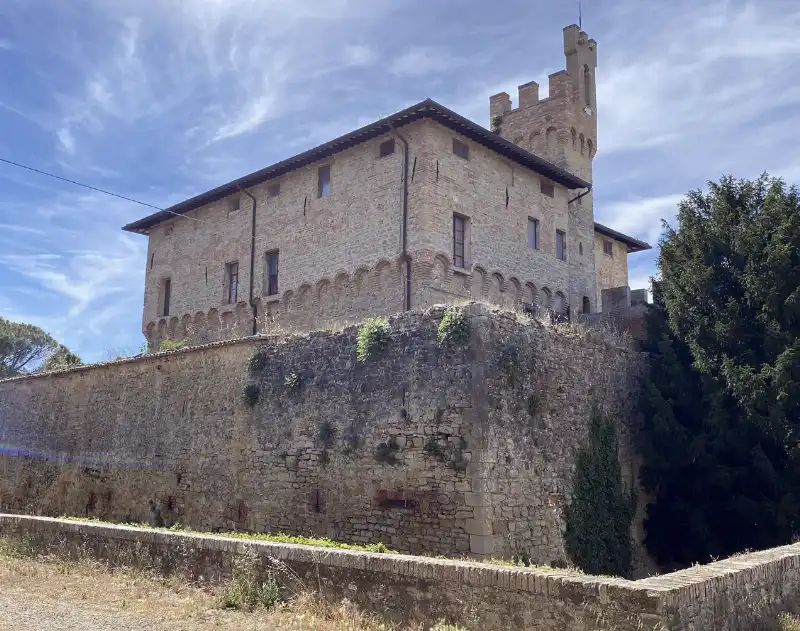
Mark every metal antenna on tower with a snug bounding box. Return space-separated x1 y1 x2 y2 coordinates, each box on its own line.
578 0 582 29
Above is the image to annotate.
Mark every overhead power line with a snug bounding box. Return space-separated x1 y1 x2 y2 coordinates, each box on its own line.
0 156 199 222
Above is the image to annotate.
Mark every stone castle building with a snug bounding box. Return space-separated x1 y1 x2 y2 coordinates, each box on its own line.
123 24 650 348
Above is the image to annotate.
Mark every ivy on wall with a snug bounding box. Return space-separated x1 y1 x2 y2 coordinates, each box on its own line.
564 407 635 578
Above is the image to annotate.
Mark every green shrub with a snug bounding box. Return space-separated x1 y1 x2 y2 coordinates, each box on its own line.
318 420 337 449
490 115 502 134
437 307 470 348
374 437 400 465
219 549 281 611
564 407 635 577
242 383 261 407
248 348 269 376
158 339 186 352
356 317 390 362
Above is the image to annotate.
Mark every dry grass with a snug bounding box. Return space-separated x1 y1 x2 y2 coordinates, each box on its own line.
0 540 462 631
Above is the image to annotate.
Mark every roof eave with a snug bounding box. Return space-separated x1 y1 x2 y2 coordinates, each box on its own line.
121 98 590 234
593 222 652 252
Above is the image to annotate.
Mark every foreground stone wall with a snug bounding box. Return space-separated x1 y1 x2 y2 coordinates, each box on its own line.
2 514 799 631
0 304 645 569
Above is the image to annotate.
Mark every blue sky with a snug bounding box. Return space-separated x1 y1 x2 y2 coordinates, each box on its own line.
1 0 799 363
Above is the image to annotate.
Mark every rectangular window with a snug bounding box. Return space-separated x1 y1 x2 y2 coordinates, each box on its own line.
225 262 239 304
603 239 613 256
453 214 466 268
453 138 469 160
527 217 539 249
541 179 555 198
318 165 331 198
228 196 241 212
161 278 171 317
379 138 395 158
556 230 567 261
268 182 280 198
265 251 279 296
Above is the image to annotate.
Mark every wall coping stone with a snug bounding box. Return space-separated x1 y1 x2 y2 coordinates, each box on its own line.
0 302 639 385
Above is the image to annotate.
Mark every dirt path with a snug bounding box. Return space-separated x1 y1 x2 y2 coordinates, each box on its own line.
0 547 424 631
0 587 171 630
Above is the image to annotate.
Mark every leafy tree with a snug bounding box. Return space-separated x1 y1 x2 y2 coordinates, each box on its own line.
640 174 800 567
0 317 80 377
564 408 635 577
42 344 83 372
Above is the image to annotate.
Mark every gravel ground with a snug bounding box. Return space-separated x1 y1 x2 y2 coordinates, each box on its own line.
0 587 170 631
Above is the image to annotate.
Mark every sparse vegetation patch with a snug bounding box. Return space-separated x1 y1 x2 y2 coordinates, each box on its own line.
437 307 470 349
356 317 390 362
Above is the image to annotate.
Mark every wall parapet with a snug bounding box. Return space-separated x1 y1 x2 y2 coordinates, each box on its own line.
2 514 799 631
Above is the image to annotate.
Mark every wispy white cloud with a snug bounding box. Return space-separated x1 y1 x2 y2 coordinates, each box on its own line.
598 1 800 154
343 45 377 68
599 193 684 245
390 46 463 77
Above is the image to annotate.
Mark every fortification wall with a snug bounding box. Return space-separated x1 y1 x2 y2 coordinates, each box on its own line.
0 304 646 568
3 514 799 631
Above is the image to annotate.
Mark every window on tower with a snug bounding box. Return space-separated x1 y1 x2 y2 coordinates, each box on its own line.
584 65 592 107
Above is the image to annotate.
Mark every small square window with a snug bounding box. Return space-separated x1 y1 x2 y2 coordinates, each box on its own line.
268 182 280 198
228 196 241 212
556 230 567 261
164 224 173 236
527 217 539 249
379 138 395 158
603 239 613 257
540 180 555 198
453 138 469 160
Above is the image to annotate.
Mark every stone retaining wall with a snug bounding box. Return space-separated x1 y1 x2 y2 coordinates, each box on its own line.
2 514 799 631
0 304 648 571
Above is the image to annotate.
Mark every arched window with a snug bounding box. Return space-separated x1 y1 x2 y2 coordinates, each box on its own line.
553 291 566 314
584 65 592 107
582 296 591 313
571 128 577 150
579 134 585 155
587 138 594 157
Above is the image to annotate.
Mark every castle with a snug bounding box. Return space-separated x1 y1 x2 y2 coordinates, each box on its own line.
122 24 650 349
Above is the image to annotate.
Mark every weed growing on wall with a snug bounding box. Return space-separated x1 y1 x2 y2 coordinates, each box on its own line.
437 307 470 349
158 339 186 352
242 383 261 407
317 421 337 449
356 317 390 362
373 437 400 465
527 393 540 417
423 438 446 460
248 348 269 376
497 341 522 384
564 407 635 578
219 548 281 612
284 371 301 392
490 115 503 134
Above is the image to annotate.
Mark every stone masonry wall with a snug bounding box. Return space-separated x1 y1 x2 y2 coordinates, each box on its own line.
0 305 645 568
3 514 800 631
143 114 599 349
595 232 630 296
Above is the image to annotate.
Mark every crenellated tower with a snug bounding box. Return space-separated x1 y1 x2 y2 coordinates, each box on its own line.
489 24 599 312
